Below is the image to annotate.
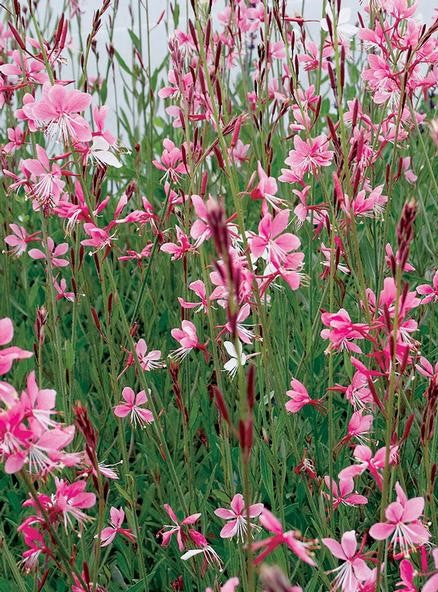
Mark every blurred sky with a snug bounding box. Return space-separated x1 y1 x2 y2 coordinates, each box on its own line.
65 1 437 131
71 0 437 72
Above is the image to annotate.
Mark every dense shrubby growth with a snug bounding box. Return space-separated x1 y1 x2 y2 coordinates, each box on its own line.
0 0 438 590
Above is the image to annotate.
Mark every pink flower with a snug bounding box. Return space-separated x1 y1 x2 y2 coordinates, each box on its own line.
416 357 438 380
260 251 305 293
135 339 164 371
417 271 438 304
32 83 92 142
189 195 238 248
3 126 25 154
214 493 263 541
339 444 399 491
170 320 205 360
321 309 369 354
250 162 286 211
323 475 368 510
249 209 300 266
53 478 96 529
251 509 316 566
159 504 202 551
178 280 209 313
113 387 154 427
285 378 321 413
20 371 56 432
323 530 373 592
53 277 75 302
0 317 32 375
21 145 66 208
161 226 192 260
339 411 373 446
221 303 255 345
229 139 249 166
0 50 48 85
206 577 239 592
281 134 333 181
402 158 417 184
29 237 69 268
15 93 39 132
153 138 187 181
369 482 430 555
100 507 136 547
80 222 115 252
396 559 416 592
422 548 438 592
4 224 40 257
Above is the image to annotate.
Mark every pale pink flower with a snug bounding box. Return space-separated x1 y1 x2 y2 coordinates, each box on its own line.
170 321 205 360
21 145 66 208
29 237 69 268
0 317 32 375
369 482 430 555
189 195 238 248
53 277 75 302
385 244 415 273
15 93 39 132
118 245 153 265
281 134 333 180
321 241 350 276
402 158 417 184
3 126 25 154
113 387 154 427
32 83 92 142
4 224 40 257
251 509 316 566
323 530 373 592
153 138 187 181
0 50 48 85
342 186 388 219
100 507 136 547
229 139 249 166
135 339 164 371
342 411 374 444
20 371 57 432
214 494 263 541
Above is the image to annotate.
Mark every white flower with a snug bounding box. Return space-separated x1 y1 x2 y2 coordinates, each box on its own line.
223 341 247 378
321 7 358 40
90 136 122 168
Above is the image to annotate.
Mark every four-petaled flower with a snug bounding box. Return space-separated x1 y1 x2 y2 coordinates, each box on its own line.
114 387 154 427
369 482 430 555
214 494 263 541
99 507 136 547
